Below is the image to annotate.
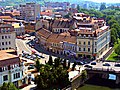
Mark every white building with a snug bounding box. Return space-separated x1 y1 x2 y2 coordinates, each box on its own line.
0 50 24 87
0 24 16 50
12 23 25 36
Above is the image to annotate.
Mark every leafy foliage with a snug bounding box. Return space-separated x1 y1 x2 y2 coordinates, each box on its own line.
35 57 70 89
0 82 18 90
115 43 120 55
48 55 53 66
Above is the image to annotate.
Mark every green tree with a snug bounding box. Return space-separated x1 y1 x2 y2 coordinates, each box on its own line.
63 59 67 69
100 3 106 11
111 35 117 44
48 55 53 66
67 61 70 69
0 82 18 90
81 70 87 83
77 4 80 10
54 57 60 68
115 43 120 56
71 62 77 71
35 59 41 72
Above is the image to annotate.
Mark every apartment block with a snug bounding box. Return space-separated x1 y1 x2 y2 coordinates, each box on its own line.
19 3 40 21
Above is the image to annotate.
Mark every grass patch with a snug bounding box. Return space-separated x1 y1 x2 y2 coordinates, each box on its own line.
107 52 119 61
107 39 120 61
77 84 111 90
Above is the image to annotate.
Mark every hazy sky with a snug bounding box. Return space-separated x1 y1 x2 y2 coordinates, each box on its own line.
89 0 120 3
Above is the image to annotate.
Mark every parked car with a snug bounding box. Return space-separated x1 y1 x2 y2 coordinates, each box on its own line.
114 64 120 67
84 65 92 68
103 63 110 66
91 62 96 65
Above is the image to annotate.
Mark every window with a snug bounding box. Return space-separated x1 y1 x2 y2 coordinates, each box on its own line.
9 41 11 45
84 42 86 45
6 42 7 45
5 36 7 39
79 41 81 45
95 48 97 52
14 73 20 79
9 47 11 49
88 41 90 45
14 74 16 79
2 42 4 45
79 47 81 51
2 36 4 39
3 75 8 81
95 42 97 45
2 48 4 50
83 48 85 51
88 48 90 52
8 36 10 39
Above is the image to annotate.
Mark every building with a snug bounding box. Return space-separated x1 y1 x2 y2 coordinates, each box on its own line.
63 36 77 56
19 3 40 21
12 23 25 36
52 19 70 33
36 13 110 59
0 50 24 87
76 26 110 59
0 24 16 50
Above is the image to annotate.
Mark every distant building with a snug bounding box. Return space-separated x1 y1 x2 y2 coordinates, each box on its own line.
12 23 25 36
0 24 16 50
19 3 40 21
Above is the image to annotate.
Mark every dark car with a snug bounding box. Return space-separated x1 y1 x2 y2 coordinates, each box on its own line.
91 62 96 65
84 65 90 67
77 62 84 65
103 63 110 66
114 64 120 67
84 65 92 69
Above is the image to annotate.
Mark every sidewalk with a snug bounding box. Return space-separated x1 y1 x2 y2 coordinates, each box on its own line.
97 47 112 60
21 82 36 90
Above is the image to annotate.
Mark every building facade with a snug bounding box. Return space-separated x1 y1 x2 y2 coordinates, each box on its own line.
0 24 16 50
19 3 40 21
77 26 110 59
0 50 24 87
12 23 25 36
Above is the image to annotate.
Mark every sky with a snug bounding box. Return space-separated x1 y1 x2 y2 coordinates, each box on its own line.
88 0 120 3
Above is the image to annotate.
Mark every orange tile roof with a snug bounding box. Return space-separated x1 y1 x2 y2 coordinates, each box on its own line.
0 50 20 67
52 19 70 28
63 36 76 44
0 16 12 19
37 28 51 39
60 32 71 36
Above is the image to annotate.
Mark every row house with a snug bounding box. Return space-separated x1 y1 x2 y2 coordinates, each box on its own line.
36 28 51 46
52 19 70 33
46 34 64 54
0 24 16 50
0 50 25 87
36 29 77 56
63 36 77 56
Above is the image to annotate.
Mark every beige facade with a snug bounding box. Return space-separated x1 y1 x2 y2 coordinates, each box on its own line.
77 26 110 59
